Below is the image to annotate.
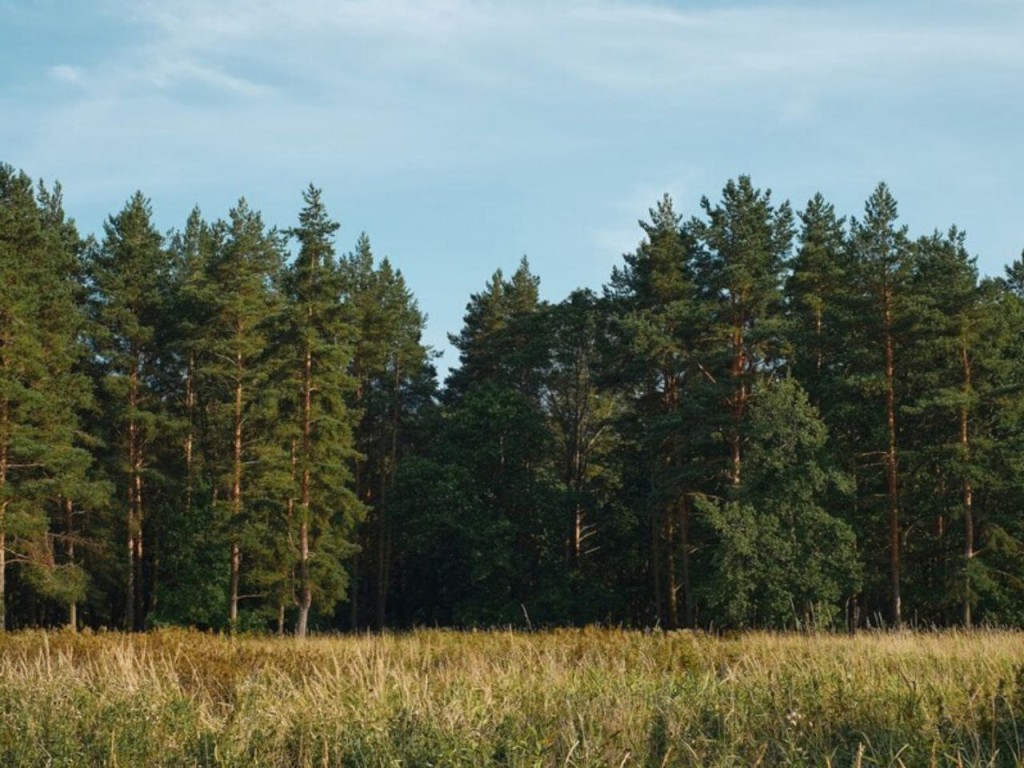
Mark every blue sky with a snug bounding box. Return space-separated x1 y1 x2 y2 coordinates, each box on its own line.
3 0 1023 373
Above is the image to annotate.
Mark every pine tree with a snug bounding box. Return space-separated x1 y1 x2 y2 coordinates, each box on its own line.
1 167 96 630
446 256 545 403
846 183 913 628
606 194 708 628
693 176 794 487
282 185 362 636
786 193 849 408
88 191 170 630
540 290 625 621
405 260 558 625
200 199 285 630
901 228 1004 625
152 208 227 627
339 234 433 628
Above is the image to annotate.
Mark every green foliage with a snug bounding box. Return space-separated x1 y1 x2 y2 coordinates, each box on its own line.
339 230 433 630
700 379 860 628
87 191 175 629
0 165 95 628
278 186 362 633
7 161 1024 634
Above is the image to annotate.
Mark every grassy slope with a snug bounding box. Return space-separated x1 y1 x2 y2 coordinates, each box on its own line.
1 628 1023 766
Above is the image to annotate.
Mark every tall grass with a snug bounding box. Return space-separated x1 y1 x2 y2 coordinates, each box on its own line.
1 628 1022 766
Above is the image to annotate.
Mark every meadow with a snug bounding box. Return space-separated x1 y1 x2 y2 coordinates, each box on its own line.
1 628 1023 767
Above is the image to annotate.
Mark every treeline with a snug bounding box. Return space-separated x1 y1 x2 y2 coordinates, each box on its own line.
2 164 1024 632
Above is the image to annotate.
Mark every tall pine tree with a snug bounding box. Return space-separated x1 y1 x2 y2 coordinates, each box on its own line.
88 192 170 631
282 185 362 636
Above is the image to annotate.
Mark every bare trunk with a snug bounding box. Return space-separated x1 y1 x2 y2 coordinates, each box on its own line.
126 484 135 631
285 439 297 629
350 370 364 630
0 520 5 632
680 495 693 629
133 524 145 627
133 459 145 628
573 501 584 564
815 306 824 374
126 360 139 630
374 361 401 630
373 513 386 631
229 542 240 629
184 350 195 519
883 291 901 629
297 344 313 638
229 351 243 631
296 520 310 637
570 359 589 566
665 509 678 630
961 333 974 629
65 497 77 632
729 304 747 486
651 505 663 625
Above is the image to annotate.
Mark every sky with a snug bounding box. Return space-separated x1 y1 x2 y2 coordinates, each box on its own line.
2 0 1023 375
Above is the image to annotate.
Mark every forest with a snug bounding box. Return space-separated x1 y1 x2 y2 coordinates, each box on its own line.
3 162 1024 634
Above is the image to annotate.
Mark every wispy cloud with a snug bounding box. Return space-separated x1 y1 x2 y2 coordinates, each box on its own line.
48 64 85 86
6 0 1023 366
12 0 1022 195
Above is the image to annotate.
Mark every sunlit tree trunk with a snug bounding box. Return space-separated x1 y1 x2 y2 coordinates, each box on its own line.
229 349 243 631
882 289 901 629
296 343 313 637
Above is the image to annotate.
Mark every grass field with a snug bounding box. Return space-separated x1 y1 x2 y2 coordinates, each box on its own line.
1 628 1023 766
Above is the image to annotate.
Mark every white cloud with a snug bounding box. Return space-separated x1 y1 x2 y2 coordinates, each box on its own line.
17 0 1024 228
85 0 1023 112
48 64 85 86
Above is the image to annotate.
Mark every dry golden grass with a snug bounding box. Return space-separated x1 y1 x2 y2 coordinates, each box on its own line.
1 627 1023 766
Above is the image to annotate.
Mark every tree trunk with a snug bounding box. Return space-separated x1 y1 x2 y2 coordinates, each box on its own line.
229 351 243 631
374 360 402 630
665 507 678 630
297 344 313 638
350 370 364 631
133 463 145 629
565 362 587 566
297 519 310 636
680 495 693 629
229 541 240 630
374 513 386 631
184 350 195 520
729 303 747 486
961 332 974 629
815 305 824 375
651 503 662 625
126 360 139 631
66 497 77 632
883 290 901 629
0 515 5 632
126 492 137 632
